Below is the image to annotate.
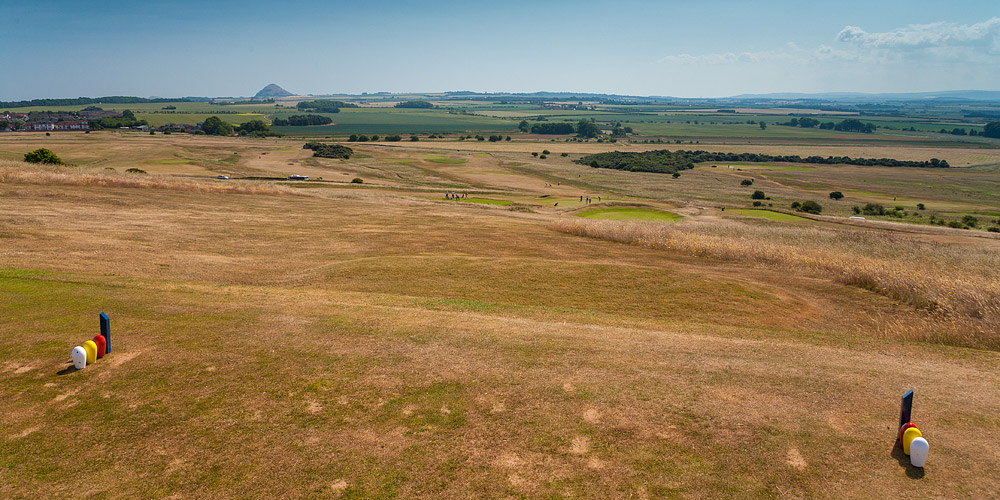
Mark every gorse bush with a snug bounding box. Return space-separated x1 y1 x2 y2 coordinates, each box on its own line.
24 148 64 164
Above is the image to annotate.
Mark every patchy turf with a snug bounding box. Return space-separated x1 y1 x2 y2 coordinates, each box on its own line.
1 133 999 498
576 206 682 222
724 209 810 221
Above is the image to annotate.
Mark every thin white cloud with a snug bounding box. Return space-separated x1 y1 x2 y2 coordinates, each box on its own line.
836 17 1000 51
658 16 1000 67
657 51 797 64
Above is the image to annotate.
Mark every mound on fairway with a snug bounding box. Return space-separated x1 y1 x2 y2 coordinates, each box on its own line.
576 206 682 222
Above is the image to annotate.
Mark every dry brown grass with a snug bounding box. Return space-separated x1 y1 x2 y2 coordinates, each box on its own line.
0 159 311 196
553 217 1000 350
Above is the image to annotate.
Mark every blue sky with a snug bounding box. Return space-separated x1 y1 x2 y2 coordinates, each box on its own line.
1 0 998 100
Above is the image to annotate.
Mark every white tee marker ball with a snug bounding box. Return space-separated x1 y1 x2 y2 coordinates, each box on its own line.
72 346 87 370
909 437 929 467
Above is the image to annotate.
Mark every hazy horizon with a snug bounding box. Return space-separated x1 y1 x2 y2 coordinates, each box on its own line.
2 0 999 101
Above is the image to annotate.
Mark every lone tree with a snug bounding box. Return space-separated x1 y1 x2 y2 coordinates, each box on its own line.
759 121 767 130
201 116 232 136
829 191 844 200
24 148 64 164
751 190 766 200
518 120 530 133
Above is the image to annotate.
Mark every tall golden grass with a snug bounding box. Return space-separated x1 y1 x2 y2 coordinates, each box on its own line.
0 160 312 196
553 218 1000 350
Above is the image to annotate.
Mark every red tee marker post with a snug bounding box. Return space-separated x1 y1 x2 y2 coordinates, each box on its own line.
100 312 110 354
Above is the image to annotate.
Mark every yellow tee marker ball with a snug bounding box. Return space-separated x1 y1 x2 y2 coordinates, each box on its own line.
902 427 922 455
83 340 99 364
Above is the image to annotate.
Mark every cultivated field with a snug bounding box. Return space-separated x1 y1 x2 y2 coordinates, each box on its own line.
1 131 999 498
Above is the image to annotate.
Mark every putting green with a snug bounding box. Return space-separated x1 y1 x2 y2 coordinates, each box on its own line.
577 207 682 222
725 209 809 221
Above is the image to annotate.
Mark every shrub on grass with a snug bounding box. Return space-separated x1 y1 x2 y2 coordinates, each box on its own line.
797 200 822 214
751 190 765 200
740 179 753 186
829 191 844 200
125 168 146 174
962 215 979 227
752 201 763 207
23 148 64 164
351 178 363 184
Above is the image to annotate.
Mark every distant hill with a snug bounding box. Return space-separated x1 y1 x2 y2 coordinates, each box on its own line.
728 90 1000 102
254 84 293 98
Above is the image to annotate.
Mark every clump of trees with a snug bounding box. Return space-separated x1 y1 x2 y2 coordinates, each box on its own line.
24 148 64 164
295 100 356 113
303 142 353 159
394 101 434 109
89 109 148 130
578 150 696 175
201 116 232 136
234 120 279 137
790 200 822 214
530 122 575 134
984 121 1000 139
271 114 333 126
853 203 905 218
782 117 876 133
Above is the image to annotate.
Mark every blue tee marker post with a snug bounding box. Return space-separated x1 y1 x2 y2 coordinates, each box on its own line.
100 312 110 354
899 389 913 429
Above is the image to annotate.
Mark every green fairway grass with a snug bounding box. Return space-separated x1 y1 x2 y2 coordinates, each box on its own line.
576 206 682 222
724 209 809 221
423 155 467 164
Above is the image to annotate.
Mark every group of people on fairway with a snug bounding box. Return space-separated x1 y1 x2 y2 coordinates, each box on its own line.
445 191 468 200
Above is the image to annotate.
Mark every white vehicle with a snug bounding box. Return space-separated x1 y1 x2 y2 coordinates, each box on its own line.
288 175 309 181
849 216 865 220
216 175 230 180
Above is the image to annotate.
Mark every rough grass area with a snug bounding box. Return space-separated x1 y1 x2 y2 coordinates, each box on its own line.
576 206 682 222
2 133 1000 498
0 160 310 197
554 217 1000 350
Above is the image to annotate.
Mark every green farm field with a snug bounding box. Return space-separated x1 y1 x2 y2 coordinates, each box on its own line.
1 127 1000 498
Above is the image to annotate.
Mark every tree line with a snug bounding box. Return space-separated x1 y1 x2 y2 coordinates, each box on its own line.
519 119 601 138
296 100 357 113
0 96 198 108
271 114 333 126
576 149 950 174
394 101 434 109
